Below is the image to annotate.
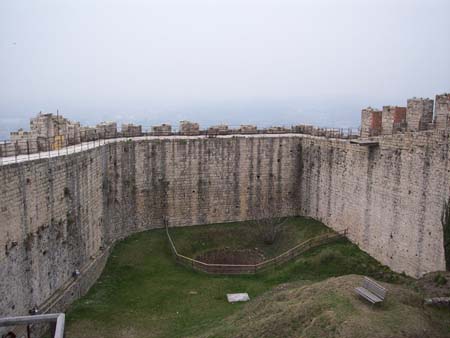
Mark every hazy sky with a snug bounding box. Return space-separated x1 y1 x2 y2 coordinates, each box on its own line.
1 0 449 138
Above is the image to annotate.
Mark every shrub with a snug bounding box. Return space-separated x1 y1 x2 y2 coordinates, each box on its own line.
315 249 343 265
434 273 447 286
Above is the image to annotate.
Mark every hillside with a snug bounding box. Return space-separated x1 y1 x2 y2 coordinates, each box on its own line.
197 275 450 338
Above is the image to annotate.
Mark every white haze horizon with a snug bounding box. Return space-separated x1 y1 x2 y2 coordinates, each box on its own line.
1 0 449 139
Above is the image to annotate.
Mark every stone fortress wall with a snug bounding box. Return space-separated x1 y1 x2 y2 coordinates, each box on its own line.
1 93 449 325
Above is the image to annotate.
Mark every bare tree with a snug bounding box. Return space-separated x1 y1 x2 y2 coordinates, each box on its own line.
248 204 287 245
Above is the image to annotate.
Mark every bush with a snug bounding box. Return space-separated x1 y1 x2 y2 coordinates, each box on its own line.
315 249 343 265
434 274 448 286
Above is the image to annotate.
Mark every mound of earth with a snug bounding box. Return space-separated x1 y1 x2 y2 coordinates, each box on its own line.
196 248 265 265
196 275 450 338
416 271 450 298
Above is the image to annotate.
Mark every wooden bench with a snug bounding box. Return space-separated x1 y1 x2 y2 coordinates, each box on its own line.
355 277 386 304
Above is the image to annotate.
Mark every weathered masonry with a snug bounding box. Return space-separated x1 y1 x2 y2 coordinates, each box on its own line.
0 132 449 321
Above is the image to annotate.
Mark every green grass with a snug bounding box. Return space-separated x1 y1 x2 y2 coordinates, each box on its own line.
170 216 329 259
65 217 407 338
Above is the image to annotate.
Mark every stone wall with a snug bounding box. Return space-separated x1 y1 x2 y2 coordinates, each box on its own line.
382 106 407 135
0 136 301 322
0 148 107 321
435 94 450 129
407 98 434 132
361 108 382 138
0 133 448 325
298 132 448 277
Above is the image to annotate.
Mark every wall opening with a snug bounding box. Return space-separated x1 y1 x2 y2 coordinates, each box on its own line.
442 199 450 270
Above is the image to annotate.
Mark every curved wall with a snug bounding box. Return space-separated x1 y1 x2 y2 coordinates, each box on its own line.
0 133 448 321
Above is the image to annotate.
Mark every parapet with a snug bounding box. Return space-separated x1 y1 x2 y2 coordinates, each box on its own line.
434 93 450 129
382 106 406 135
360 107 382 138
406 98 434 132
358 93 450 136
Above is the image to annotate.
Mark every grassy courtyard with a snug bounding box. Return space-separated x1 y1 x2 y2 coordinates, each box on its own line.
65 217 449 338
169 217 331 261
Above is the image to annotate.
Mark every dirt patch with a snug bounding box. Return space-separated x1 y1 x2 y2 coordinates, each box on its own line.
196 248 265 265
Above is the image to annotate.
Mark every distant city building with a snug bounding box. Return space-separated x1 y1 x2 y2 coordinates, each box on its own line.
9 112 81 151
121 123 142 137
96 122 117 139
238 125 258 134
3 92 450 159
179 121 200 136
66 122 81 145
29 112 80 142
265 126 290 134
9 129 38 154
10 128 33 142
80 126 97 142
207 124 229 135
292 124 313 134
151 124 172 136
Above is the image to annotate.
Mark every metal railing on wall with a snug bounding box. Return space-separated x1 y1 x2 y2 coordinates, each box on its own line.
166 225 348 275
0 127 361 165
0 313 65 338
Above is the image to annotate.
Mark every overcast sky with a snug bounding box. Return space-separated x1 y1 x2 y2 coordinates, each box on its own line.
0 0 449 138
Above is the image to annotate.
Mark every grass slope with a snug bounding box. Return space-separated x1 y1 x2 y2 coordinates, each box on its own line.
169 217 329 259
65 217 443 338
197 275 450 338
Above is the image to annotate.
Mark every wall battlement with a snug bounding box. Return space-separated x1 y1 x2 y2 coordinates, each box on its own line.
0 131 448 322
361 93 450 137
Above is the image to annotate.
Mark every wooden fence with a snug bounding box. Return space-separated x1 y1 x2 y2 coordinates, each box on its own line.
166 226 348 275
